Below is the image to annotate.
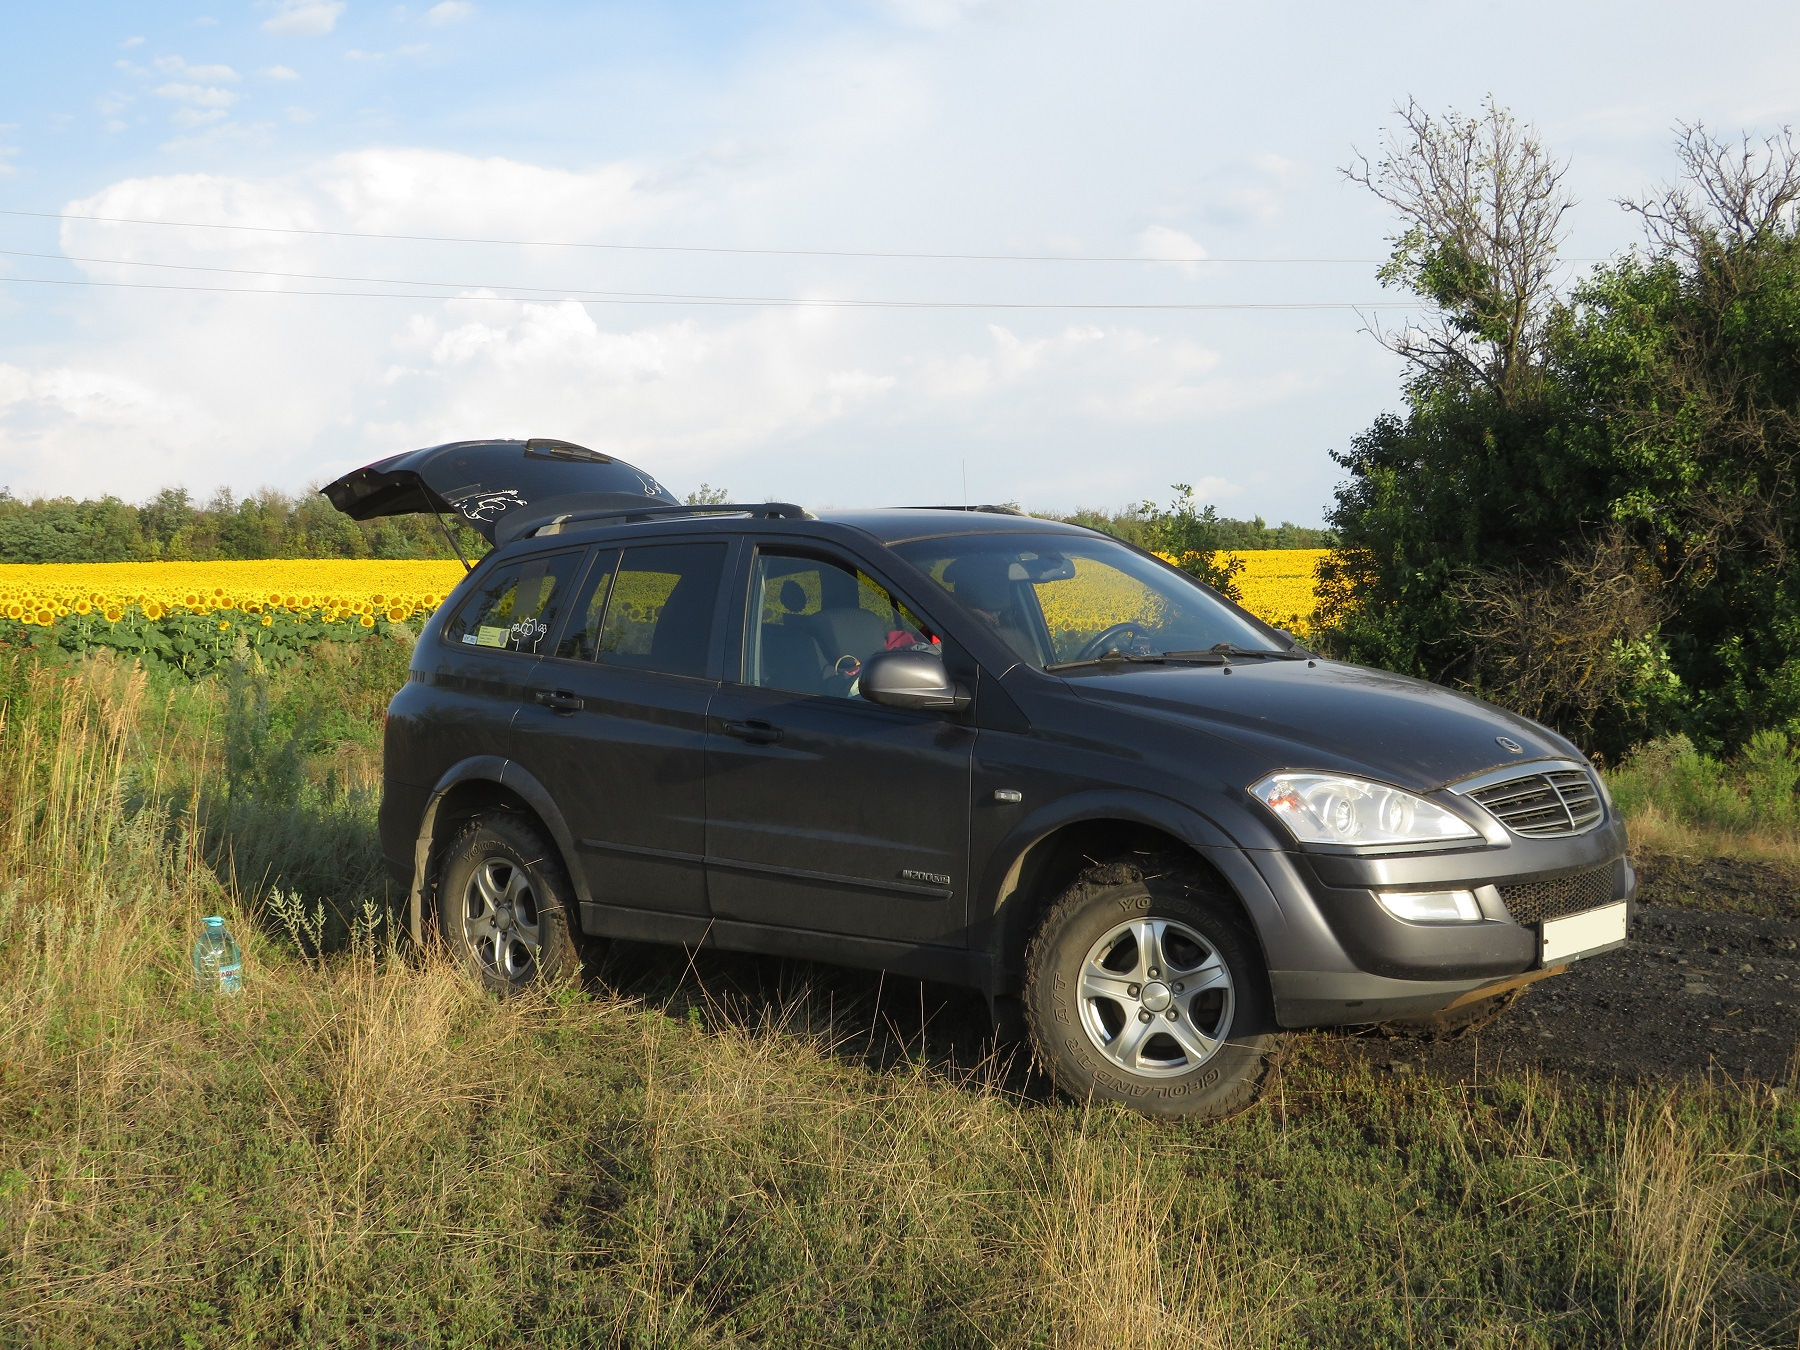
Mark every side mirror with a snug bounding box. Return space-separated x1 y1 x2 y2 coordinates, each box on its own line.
859 649 971 713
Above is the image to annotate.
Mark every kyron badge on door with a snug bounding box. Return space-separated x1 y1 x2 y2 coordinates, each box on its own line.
900 869 952 886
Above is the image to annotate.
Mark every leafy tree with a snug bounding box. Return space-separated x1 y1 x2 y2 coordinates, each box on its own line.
1134 485 1246 599
1321 110 1800 755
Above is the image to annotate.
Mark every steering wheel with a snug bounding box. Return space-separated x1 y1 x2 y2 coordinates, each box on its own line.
1073 622 1153 662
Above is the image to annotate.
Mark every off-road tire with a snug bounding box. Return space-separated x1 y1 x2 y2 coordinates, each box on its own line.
436 813 582 996
1023 855 1280 1120
1386 987 1527 1041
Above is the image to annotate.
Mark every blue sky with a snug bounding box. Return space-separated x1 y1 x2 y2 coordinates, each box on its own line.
2 1 1798 520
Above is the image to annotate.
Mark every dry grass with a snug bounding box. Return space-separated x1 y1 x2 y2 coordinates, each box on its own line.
1613 1100 1760 1350
1621 802 1800 868
0 655 1795 1346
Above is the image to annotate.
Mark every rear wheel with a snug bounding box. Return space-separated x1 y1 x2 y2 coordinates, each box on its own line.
1023 856 1279 1119
436 813 582 995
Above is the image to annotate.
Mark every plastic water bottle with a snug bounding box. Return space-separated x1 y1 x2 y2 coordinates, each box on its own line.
193 916 243 995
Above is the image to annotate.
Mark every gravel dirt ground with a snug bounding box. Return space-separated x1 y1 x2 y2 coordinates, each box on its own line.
604 849 1800 1091
1330 851 1800 1086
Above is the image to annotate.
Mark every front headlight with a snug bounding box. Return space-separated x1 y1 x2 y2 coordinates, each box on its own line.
1250 772 1481 847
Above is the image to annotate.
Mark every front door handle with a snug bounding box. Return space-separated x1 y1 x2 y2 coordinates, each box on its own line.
535 689 584 714
721 718 782 745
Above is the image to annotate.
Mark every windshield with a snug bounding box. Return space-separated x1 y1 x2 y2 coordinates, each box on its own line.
892 533 1278 671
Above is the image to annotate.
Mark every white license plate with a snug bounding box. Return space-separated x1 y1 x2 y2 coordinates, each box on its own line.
1541 901 1628 964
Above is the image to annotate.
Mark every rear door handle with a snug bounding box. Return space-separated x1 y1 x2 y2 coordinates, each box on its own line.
721 718 782 744
535 689 584 714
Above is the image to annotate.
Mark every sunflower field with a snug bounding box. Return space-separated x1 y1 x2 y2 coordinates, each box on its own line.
0 560 463 674
0 550 1326 675
1223 548 1328 636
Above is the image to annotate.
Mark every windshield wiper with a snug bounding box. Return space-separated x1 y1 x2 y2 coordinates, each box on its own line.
1045 650 1228 674
1161 643 1313 661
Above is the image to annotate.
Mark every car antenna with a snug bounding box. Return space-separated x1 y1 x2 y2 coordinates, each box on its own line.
434 512 473 573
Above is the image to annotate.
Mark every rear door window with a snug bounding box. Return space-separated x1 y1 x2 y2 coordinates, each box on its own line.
443 550 584 656
594 542 730 679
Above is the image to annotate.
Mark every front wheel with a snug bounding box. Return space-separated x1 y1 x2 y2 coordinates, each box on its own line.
1023 856 1279 1119
435 813 583 995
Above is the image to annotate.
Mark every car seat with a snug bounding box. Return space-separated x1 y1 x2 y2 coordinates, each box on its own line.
753 577 829 693
942 556 1041 663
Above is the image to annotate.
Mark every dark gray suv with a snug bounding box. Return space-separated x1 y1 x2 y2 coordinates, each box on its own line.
327 440 1634 1118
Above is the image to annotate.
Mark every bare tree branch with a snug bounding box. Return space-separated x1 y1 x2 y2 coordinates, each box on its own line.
1345 97 1573 405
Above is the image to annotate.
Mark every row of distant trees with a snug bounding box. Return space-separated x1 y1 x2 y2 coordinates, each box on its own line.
0 481 1329 568
0 486 484 564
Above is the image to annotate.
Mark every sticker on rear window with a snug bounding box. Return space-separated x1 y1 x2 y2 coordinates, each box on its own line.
475 625 509 648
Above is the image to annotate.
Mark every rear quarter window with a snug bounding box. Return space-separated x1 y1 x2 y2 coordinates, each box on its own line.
442 551 584 656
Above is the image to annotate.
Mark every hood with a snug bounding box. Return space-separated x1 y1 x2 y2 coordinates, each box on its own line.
321 439 678 545
1068 658 1582 791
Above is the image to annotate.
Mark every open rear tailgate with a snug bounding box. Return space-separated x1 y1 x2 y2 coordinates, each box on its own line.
321 439 677 544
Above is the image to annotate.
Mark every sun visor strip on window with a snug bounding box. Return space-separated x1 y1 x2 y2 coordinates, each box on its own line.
318 438 679 547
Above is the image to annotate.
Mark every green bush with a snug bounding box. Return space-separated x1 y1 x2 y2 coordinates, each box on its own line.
1608 731 1800 834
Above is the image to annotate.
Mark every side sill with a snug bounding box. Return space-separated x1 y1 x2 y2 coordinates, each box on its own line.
578 902 989 989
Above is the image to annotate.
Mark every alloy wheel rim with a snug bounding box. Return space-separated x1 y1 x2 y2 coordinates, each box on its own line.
1077 916 1234 1077
462 857 543 983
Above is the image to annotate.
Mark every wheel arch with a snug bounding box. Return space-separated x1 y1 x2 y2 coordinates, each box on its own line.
404 756 588 943
979 792 1287 997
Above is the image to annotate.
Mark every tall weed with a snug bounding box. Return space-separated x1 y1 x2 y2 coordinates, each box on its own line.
1608 731 1800 859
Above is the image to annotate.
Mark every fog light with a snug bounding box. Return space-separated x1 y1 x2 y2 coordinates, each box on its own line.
1377 889 1481 923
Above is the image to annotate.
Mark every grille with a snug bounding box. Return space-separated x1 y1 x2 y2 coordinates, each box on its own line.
1467 768 1604 837
1498 866 1617 926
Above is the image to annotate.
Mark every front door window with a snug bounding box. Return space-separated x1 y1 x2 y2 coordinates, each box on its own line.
745 551 938 698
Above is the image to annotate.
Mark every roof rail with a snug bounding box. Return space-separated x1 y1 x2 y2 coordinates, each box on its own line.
527 501 813 537
899 504 1027 516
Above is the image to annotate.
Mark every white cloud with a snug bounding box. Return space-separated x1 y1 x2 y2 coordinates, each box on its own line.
158 121 277 156
886 0 991 29
0 363 219 491
171 108 229 128
1137 225 1210 279
261 0 346 36
119 35 146 48
155 55 240 82
263 65 300 80
286 106 316 123
425 1 472 25
154 83 239 109
10 14 1337 515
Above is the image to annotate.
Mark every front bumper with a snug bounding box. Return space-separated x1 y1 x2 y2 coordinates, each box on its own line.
1252 817 1635 1027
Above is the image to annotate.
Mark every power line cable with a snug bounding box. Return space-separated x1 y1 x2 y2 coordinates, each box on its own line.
0 273 1421 310
2 206 1386 264
0 246 1410 308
